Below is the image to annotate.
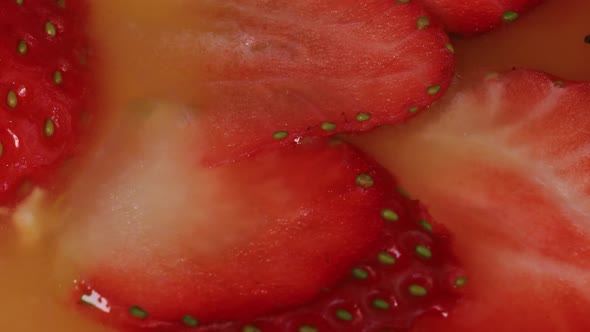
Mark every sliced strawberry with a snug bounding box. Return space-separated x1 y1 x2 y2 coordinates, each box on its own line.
96 0 454 163
55 104 461 331
355 69 590 332
416 0 544 35
0 0 93 206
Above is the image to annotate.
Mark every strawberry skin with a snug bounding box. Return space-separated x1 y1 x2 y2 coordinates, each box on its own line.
55 106 462 331
106 0 454 163
356 69 590 332
417 0 544 35
0 0 92 206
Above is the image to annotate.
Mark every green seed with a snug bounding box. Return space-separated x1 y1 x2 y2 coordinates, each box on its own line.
397 187 411 199
502 10 519 22
335 309 354 321
445 43 455 53
356 112 371 122
416 16 430 30
397 0 410 3
378 252 396 265
0 141 4 159
455 276 468 288
419 219 433 232
17 40 28 55
242 325 262 332
16 0 23 5
427 85 441 95
7 91 17 108
355 173 374 189
352 267 369 280
381 208 399 222
408 106 419 113
129 306 148 319
56 0 66 8
45 21 57 37
321 122 337 131
44 118 55 137
53 70 63 85
182 315 199 327
272 131 288 140
372 298 390 310
408 284 428 297
415 245 432 259
79 53 88 65
299 325 318 332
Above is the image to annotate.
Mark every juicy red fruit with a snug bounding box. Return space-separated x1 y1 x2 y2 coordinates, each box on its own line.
356 69 590 332
417 0 544 35
0 0 92 206
58 107 462 331
156 0 456 162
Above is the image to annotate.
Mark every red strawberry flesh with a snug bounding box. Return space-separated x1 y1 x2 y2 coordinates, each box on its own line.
0 0 93 206
354 69 590 332
91 0 455 164
416 0 544 35
56 104 462 331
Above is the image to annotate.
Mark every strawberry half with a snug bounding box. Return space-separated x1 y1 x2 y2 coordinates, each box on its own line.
96 0 454 163
416 0 544 35
55 105 462 331
356 69 590 331
0 0 93 206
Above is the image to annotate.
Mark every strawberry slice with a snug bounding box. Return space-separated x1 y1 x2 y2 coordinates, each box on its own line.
56 104 462 331
96 0 454 163
356 69 590 331
0 0 94 206
416 0 544 35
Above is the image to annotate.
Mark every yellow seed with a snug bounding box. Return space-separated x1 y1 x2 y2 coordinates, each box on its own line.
321 122 337 131
17 40 28 55
416 16 430 30
45 21 57 37
44 119 55 137
7 91 18 108
53 71 63 85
